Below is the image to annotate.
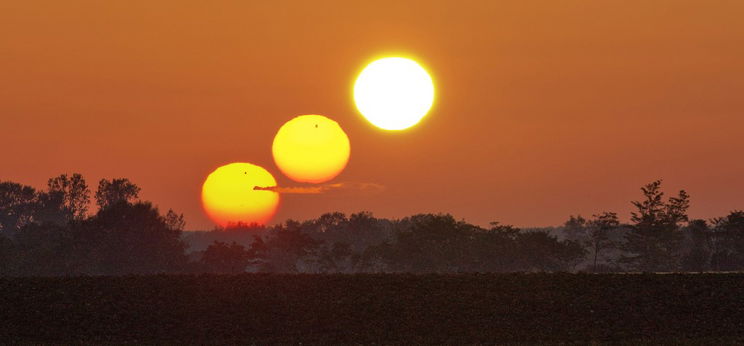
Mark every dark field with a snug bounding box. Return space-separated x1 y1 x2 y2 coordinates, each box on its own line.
3 273 744 344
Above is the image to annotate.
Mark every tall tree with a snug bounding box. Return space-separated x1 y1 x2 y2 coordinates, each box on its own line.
95 178 140 210
585 212 619 272
46 173 90 221
621 180 689 272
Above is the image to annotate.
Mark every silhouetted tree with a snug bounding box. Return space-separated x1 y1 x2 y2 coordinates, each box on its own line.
201 241 251 273
0 181 38 234
32 173 91 226
46 173 90 220
13 222 78 276
709 211 744 271
515 231 586 271
681 219 712 272
317 242 353 273
348 212 392 247
246 235 268 269
256 220 321 272
183 223 266 254
382 214 477 272
359 215 586 273
164 209 186 231
8 171 743 275
563 215 588 242
77 201 187 275
306 212 392 259
455 222 519 272
95 178 140 210
34 190 67 226
219 222 265 232
312 212 349 233
586 212 619 272
621 180 689 272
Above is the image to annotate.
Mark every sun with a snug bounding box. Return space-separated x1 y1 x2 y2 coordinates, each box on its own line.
353 57 435 131
201 162 279 227
272 115 350 183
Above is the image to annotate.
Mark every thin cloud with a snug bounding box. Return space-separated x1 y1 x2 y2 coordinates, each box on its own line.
254 182 385 194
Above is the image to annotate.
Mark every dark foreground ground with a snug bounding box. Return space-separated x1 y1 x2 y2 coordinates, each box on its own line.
2 273 744 344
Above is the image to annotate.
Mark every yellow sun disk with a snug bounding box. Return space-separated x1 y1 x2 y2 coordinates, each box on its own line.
354 57 435 131
272 115 351 183
201 163 279 227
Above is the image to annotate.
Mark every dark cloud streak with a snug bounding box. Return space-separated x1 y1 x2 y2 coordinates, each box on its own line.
254 182 385 194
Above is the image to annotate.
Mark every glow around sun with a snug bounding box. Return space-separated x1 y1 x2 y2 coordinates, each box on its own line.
354 57 435 131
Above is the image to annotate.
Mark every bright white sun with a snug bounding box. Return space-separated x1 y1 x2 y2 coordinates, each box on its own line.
353 57 435 131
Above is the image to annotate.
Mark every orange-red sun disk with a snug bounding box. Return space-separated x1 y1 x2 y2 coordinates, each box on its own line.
201 162 279 228
272 115 351 184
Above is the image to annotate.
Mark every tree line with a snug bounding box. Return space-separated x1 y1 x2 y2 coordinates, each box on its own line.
1 174 743 275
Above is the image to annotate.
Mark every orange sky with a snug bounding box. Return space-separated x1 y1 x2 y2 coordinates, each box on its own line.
2 1 743 230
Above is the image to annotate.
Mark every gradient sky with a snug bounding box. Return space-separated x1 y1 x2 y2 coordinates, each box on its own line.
2 1 743 230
